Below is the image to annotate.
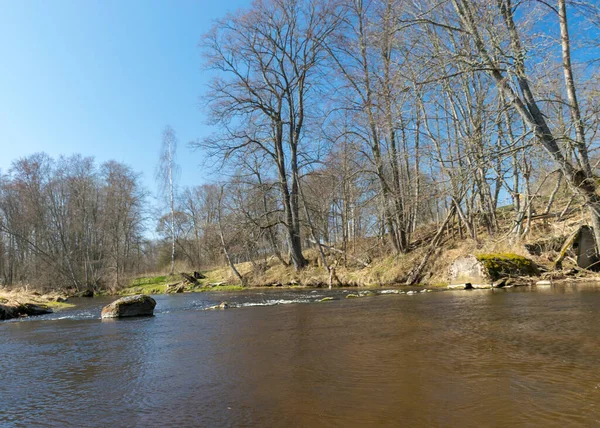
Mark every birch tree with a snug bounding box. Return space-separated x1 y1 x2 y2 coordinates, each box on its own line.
156 125 179 275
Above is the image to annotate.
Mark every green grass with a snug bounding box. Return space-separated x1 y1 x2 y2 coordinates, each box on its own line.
117 274 246 296
44 301 75 310
118 275 178 296
130 276 170 286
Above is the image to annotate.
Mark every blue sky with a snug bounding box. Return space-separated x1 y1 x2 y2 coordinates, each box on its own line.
0 0 250 194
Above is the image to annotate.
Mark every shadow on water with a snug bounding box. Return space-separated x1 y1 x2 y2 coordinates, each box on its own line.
1 284 600 427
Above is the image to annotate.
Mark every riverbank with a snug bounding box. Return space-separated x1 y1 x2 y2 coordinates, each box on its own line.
0 289 74 320
118 200 592 293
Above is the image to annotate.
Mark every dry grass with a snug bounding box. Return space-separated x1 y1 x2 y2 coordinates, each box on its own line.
128 196 594 291
0 288 74 309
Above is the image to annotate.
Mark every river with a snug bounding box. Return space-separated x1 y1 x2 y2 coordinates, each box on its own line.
1 285 599 427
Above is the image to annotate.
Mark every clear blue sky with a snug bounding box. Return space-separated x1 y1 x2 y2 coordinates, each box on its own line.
0 0 250 194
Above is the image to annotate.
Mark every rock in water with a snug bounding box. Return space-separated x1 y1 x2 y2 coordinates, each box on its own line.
101 295 156 319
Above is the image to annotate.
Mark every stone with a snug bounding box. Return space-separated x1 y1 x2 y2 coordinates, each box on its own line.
449 254 539 288
448 255 492 288
101 295 156 319
346 293 360 299
205 302 230 310
320 297 335 302
535 280 552 286
574 226 599 270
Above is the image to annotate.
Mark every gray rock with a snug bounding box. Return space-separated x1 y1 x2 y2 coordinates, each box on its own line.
101 295 156 319
448 255 491 287
206 301 230 310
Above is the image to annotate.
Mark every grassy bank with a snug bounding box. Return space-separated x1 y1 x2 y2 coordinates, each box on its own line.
0 289 74 310
117 196 600 296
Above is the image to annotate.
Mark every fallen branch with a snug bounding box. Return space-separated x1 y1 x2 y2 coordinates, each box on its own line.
406 205 456 286
554 227 581 270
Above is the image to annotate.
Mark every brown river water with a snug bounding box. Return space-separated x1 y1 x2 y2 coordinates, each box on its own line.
1 284 600 427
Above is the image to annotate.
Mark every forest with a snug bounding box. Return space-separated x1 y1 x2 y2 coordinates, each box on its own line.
2 0 600 292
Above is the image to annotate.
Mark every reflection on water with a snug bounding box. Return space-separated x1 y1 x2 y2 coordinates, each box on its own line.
1 285 600 427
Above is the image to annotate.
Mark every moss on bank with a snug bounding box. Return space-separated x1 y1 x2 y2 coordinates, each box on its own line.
475 253 539 280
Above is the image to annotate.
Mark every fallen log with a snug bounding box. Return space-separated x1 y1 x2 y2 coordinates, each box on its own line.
180 272 199 285
406 205 456 286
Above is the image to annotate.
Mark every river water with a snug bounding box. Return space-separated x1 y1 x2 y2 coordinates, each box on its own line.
1 285 600 427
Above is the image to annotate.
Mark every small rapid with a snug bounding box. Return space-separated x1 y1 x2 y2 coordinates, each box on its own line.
3 287 424 322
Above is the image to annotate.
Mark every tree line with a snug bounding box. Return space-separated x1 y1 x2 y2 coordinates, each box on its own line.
4 0 600 291
0 154 151 291
172 0 600 282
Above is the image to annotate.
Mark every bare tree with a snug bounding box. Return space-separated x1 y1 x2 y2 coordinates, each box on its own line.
156 125 179 275
199 0 341 270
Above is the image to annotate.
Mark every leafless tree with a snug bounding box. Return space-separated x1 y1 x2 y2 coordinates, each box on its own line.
156 125 179 274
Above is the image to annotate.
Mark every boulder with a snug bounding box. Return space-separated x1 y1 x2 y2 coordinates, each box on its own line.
101 295 156 319
206 301 230 310
449 254 539 288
